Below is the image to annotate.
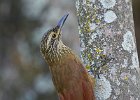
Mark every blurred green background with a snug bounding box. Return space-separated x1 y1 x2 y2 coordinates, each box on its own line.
0 0 139 100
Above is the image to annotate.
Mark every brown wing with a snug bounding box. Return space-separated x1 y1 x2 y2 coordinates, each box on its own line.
57 53 95 100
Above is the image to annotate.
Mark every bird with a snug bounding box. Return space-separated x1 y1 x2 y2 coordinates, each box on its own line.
40 14 96 100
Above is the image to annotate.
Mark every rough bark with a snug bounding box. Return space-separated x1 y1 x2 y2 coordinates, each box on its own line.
76 0 140 100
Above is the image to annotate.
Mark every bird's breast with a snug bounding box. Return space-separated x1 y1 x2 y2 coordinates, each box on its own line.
45 47 95 100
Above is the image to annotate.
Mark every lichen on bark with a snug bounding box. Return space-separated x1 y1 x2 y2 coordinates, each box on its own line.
76 0 140 100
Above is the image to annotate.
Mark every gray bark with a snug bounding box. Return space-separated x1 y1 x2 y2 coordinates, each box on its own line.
76 0 140 100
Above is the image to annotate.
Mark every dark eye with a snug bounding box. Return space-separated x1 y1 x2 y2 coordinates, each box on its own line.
52 33 57 39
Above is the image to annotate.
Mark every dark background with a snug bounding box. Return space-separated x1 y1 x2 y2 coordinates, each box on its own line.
0 0 139 100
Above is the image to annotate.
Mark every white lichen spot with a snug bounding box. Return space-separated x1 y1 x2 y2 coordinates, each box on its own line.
130 52 139 69
120 72 130 80
113 96 117 99
96 30 103 37
91 31 103 40
110 67 117 75
104 10 117 23
95 75 112 100
114 88 121 95
131 75 137 85
100 0 116 9
89 0 95 3
130 96 135 100
80 42 86 48
90 23 97 30
76 0 80 10
125 0 130 3
83 0 87 5
123 59 128 68
80 12 84 16
115 79 121 86
91 33 97 40
122 31 135 53
88 39 93 44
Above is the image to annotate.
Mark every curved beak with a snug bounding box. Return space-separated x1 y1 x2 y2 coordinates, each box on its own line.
57 14 69 30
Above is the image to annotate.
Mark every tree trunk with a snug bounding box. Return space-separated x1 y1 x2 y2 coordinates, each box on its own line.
76 0 140 100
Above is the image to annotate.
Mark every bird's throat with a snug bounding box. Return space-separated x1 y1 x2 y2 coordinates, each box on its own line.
45 40 71 66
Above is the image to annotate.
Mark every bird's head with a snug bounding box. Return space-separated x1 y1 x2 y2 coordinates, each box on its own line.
40 14 69 55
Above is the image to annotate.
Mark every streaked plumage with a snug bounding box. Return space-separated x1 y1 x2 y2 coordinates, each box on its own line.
40 14 95 100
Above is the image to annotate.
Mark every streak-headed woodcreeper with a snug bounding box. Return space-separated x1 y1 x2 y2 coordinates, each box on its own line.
40 14 95 100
